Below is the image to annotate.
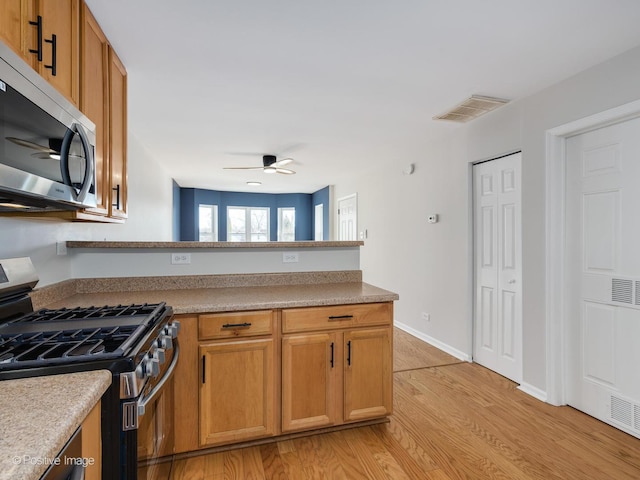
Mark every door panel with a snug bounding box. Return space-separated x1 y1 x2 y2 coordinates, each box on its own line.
473 153 522 382
566 116 640 438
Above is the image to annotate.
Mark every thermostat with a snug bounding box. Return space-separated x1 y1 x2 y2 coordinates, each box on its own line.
427 214 438 224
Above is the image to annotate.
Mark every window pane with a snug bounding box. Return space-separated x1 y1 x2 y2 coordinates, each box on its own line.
278 207 295 241
228 207 246 242
199 204 218 241
250 208 269 242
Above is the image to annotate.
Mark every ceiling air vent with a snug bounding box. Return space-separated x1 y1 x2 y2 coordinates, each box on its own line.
434 95 510 123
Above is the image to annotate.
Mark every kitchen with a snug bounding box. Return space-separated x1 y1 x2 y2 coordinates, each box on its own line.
3 1 640 479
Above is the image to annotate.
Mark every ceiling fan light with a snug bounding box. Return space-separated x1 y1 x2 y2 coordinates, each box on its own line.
264 166 277 174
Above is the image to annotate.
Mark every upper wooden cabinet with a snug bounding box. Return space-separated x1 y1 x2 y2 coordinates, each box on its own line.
0 0 80 105
80 3 127 220
108 48 128 219
0 0 37 68
38 0 80 106
80 4 109 216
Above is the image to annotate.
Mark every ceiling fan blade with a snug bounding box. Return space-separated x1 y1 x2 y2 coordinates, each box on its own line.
276 168 296 175
275 157 294 167
223 166 264 170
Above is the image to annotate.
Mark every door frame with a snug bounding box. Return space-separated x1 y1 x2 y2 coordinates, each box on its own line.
545 99 640 406
337 193 358 241
470 151 523 383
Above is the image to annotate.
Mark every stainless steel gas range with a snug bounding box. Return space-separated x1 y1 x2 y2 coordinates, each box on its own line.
0 257 179 479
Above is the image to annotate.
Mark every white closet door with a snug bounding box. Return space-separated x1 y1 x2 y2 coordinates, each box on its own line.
473 153 522 382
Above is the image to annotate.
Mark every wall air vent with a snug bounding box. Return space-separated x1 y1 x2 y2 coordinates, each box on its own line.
612 278 633 304
434 95 510 123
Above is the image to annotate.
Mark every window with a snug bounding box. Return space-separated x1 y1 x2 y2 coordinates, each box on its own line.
227 207 270 241
198 204 218 241
278 207 296 241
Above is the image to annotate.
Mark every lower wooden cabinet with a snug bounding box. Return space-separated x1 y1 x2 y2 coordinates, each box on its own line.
199 338 276 446
81 399 102 480
281 326 392 433
282 332 338 431
172 302 393 454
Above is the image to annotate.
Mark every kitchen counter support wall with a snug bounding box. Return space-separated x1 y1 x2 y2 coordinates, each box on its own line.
66 242 361 281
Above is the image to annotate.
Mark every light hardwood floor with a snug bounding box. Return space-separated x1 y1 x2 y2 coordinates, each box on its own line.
147 328 640 479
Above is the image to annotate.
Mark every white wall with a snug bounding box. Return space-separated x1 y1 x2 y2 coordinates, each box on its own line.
0 133 174 286
334 45 640 395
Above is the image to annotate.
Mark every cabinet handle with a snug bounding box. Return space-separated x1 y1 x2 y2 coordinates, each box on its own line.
330 342 334 368
347 340 351 366
328 315 354 321
221 322 252 329
44 34 57 76
202 355 206 384
28 16 43 61
112 184 121 209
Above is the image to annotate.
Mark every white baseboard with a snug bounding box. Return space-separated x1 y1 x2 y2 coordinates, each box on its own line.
394 321 471 362
394 322 551 404
517 382 548 403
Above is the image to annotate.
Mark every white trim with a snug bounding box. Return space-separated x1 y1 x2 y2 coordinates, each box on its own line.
545 98 640 407
395 321 471 362
518 382 548 403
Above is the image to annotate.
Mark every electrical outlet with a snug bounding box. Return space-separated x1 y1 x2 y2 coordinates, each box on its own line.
283 252 299 263
171 253 191 265
421 312 430 322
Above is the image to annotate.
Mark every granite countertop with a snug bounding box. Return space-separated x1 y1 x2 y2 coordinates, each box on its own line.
0 370 111 480
43 282 399 314
66 240 364 249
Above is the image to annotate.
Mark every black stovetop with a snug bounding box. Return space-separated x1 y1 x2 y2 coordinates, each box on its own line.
0 303 168 372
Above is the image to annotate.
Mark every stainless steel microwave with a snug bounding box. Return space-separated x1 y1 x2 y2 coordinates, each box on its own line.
0 42 96 212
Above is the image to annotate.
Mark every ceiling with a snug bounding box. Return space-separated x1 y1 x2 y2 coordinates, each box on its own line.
84 0 640 194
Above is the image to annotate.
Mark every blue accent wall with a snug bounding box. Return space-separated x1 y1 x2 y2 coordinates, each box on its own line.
312 186 330 240
179 188 326 241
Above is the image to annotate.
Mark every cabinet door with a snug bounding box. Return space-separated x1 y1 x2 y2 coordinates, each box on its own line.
0 0 37 68
344 327 392 422
282 332 339 432
108 48 127 219
200 338 275 446
80 4 109 216
38 0 79 105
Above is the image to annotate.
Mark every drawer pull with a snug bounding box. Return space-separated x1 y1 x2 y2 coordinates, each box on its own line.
221 322 252 329
328 315 354 321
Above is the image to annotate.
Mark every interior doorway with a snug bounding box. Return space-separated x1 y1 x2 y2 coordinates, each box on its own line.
337 194 357 241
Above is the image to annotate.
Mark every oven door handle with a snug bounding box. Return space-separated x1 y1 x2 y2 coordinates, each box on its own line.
137 339 179 417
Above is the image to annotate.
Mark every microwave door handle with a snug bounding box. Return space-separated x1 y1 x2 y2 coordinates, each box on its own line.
137 340 180 418
60 123 94 202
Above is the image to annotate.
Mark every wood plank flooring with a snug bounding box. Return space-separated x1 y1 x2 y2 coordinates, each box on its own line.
153 327 640 479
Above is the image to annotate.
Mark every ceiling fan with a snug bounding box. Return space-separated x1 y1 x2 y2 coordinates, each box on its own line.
223 155 296 175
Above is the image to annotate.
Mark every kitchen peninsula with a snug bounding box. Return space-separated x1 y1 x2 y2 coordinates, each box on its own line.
30 240 398 460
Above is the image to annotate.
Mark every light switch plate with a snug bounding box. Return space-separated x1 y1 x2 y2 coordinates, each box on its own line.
283 252 299 263
171 253 191 264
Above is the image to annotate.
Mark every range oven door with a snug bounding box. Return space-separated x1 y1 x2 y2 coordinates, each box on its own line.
119 340 179 479
136 368 175 479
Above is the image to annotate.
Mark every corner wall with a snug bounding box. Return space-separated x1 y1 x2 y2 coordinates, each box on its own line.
334 44 640 396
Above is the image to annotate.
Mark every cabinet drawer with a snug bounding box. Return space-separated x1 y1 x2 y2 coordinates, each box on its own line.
282 303 391 333
199 311 273 340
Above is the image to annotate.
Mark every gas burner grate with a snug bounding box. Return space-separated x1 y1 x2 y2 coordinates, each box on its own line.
0 322 152 368
12 303 163 324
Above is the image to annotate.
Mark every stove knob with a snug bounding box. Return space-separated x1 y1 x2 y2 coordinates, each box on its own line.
164 321 180 339
145 356 160 378
157 335 173 350
152 347 166 364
